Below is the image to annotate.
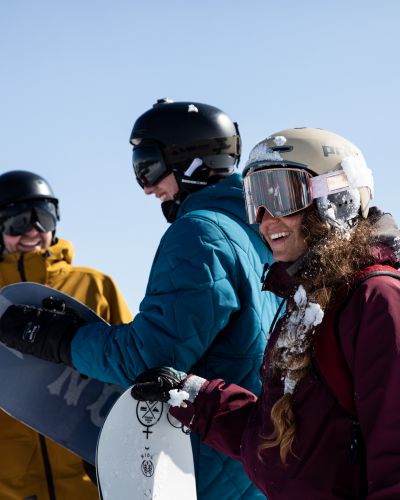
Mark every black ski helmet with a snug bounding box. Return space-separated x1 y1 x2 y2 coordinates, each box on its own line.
0 170 59 211
130 98 241 222
0 171 60 249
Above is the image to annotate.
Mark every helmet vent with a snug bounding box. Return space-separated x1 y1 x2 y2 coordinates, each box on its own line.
153 98 174 107
271 146 293 153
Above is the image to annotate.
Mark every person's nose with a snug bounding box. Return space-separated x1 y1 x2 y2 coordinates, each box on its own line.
23 227 40 237
259 210 282 230
144 185 155 195
260 209 279 224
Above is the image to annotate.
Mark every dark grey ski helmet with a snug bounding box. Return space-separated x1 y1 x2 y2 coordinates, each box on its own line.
0 170 59 210
130 98 241 174
0 171 60 244
130 98 241 222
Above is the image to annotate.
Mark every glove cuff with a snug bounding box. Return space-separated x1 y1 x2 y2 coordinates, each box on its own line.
57 323 78 366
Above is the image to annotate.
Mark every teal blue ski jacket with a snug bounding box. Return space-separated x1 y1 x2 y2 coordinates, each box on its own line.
72 173 281 499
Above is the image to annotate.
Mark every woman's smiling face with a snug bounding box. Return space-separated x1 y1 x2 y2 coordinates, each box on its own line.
259 210 307 262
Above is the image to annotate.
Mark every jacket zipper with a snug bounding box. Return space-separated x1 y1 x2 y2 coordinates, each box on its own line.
38 434 57 500
18 254 57 500
17 254 27 282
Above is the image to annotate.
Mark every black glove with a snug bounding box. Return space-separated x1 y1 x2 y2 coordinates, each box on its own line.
0 298 86 365
131 367 187 402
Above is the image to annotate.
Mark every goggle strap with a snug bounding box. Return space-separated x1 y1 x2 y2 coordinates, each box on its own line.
310 170 355 199
164 135 239 163
33 220 47 233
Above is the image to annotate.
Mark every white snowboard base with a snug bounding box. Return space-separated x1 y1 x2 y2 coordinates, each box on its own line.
96 387 197 499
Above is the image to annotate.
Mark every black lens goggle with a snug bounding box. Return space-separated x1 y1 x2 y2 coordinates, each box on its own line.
132 145 170 188
132 136 240 189
1 200 58 236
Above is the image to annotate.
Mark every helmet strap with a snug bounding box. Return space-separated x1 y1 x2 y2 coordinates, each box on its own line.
161 161 230 223
161 198 182 223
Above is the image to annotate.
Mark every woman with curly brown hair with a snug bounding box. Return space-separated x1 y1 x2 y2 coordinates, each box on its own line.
132 128 400 499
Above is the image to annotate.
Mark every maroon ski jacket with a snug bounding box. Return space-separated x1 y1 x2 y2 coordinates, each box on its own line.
172 245 400 499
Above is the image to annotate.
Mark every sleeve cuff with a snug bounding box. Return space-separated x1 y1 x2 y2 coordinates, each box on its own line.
182 374 207 403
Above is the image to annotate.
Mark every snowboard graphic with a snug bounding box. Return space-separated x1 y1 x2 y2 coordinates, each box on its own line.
0 282 124 465
96 388 197 499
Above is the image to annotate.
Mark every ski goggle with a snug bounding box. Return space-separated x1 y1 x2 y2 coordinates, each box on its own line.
0 200 58 236
243 167 354 223
132 145 171 188
132 136 240 189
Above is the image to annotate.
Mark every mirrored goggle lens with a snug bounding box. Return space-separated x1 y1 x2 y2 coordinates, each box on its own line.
2 208 57 236
243 168 312 223
132 146 169 188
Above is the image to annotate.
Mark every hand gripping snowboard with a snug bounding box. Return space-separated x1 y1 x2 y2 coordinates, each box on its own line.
96 388 197 500
0 282 124 465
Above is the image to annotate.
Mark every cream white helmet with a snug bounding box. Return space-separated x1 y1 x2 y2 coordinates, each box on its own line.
243 127 374 228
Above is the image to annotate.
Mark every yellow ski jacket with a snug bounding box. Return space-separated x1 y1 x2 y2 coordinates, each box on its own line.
0 238 132 500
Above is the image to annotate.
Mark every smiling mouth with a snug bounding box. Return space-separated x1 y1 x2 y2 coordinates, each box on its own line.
19 241 41 248
270 232 290 241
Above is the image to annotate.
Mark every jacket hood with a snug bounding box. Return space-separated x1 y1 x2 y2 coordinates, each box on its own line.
369 207 400 265
46 238 74 266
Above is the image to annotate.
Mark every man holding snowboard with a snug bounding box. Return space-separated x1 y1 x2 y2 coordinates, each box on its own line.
0 170 132 500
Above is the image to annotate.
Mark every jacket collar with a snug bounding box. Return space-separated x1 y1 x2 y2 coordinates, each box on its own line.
261 259 300 298
176 173 248 224
369 207 400 266
0 238 74 285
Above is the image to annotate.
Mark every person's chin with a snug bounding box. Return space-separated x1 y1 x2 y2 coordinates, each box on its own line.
18 244 43 253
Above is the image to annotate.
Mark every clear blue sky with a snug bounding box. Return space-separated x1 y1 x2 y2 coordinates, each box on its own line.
1 1 399 311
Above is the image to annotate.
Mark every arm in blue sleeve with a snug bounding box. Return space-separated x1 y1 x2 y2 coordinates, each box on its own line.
71 216 240 387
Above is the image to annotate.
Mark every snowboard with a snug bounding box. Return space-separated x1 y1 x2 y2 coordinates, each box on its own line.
0 282 124 465
96 387 197 500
